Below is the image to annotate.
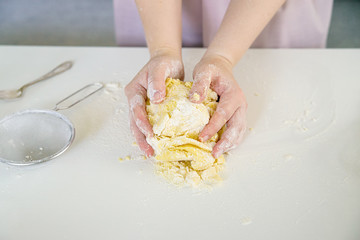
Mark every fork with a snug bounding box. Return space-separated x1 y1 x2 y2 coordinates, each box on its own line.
0 61 73 99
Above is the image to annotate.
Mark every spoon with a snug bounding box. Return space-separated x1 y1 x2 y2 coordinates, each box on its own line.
0 61 73 100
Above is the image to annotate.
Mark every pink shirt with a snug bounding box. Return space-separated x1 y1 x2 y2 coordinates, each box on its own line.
113 0 333 48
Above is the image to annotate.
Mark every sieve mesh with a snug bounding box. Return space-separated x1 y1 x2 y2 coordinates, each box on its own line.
0 110 75 165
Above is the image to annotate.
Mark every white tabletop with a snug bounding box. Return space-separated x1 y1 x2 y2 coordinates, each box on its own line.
0 46 359 240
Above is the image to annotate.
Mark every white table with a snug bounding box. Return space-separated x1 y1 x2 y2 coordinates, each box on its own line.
0 46 359 240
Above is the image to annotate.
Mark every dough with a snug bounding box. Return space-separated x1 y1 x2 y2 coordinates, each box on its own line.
146 78 225 186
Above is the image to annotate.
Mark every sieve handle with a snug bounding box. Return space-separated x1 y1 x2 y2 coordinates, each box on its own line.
53 83 104 111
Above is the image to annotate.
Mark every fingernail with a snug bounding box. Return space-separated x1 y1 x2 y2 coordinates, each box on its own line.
199 135 208 142
152 92 162 103
213 151 221 159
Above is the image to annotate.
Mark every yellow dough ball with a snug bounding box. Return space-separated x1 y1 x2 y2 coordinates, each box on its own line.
146 78 225 187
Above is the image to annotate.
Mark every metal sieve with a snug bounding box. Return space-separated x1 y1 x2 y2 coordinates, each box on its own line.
0 83 104 165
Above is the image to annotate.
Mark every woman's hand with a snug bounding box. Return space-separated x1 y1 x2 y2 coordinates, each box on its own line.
190 54 247 158
125 51 184 157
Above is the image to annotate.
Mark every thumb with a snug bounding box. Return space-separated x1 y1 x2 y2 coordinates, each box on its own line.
147 66 167 104
189 70 211 103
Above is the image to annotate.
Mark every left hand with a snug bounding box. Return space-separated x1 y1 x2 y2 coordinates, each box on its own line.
125 51 184 157
189 54 247 158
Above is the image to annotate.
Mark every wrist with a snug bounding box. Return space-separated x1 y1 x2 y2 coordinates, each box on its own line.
201 51 235 70
150 46 182 59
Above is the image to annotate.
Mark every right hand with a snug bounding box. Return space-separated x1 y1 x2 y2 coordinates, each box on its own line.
125 51 184 157
189 54 247 158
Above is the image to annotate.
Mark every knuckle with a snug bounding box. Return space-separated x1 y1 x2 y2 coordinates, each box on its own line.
148 76 165 93
233 108 243 120
207 119 223 134
216 105 233 123
129 95 145 111
225 124 245 148
137 138 147 148
215 138 233 153
194 72 211 85
207 120 218 130
130 123 139 138
131 105 141 117
138 140 148 153
226 90 244 110
216 107 227 119
133 108 147 121
147 75 155 87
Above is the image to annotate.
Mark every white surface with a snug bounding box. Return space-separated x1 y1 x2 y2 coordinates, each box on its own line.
0 46 359 240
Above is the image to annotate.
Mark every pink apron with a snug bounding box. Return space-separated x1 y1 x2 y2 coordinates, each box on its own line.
113 0 333 48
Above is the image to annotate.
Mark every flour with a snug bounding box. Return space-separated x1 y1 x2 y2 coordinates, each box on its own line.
89 80 225 188
129 94 145 112
150 97 209 137
147 80 161 103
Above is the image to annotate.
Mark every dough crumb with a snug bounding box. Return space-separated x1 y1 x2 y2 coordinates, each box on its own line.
240 217 253 226
191 92 200 102
283 154 294 161
118 154 147 163
146 78 226 187
118 155 131 161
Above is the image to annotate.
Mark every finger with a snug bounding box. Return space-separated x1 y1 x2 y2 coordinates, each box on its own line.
199 89 239 142
126 83 154 138
168 60 185 80
189 70 211 103
147 69 166 104
130 115 154 157
129 94 154 138
147 60 183 104
212 107 247 158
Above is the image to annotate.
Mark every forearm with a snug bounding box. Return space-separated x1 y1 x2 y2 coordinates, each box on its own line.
205 0 286 66
135 0 182 58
